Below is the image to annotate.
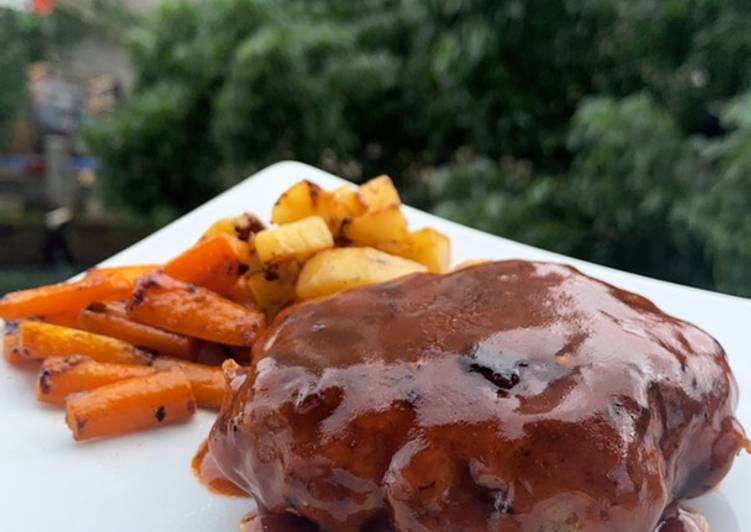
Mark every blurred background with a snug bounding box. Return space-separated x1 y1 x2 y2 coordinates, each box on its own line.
1 0 750 297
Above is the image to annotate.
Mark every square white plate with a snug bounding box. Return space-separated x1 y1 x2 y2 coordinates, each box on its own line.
1 161 748 532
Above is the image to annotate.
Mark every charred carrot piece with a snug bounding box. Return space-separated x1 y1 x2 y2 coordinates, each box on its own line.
0 265 155 320
19 321 153 365
153 358 227 410
127 274 265 347
163 234 250 295
78 303 199 360
65 367 196 441
36 355 157 405
3 321 27 364
225 275 259 310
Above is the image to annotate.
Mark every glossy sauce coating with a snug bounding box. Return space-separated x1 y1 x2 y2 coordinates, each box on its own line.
210 260 746 531
192 439 248 498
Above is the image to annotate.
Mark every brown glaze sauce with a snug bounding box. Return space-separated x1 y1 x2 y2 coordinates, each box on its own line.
202 261 746 531
192 439 248 498
654 505 709 532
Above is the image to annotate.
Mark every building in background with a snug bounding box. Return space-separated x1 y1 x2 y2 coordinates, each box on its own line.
0 0 160 291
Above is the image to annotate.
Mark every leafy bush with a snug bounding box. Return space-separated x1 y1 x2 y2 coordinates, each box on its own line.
0 9 41 147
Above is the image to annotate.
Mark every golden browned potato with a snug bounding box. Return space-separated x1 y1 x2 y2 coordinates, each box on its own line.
247 261 301 319
342 205 409 247
271 180 324 225
379 228 451 273
255 216 334 263
202 217 237 240
296 247 426 300
359 175 400 211
331 185 366 219
202 213 265 241
271 180 353 234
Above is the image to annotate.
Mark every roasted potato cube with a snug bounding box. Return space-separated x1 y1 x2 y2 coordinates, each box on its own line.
296 247 427 301
246 246 264 275
379 228 451 273
248 261 301 319
202 217 237 239
271 180 326 225
255 216 334 263
272 180 353 234
332 185 366 218
342 205 408 247
359 175 400 211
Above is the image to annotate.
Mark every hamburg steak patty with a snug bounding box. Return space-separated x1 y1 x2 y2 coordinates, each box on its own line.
210 260 746 531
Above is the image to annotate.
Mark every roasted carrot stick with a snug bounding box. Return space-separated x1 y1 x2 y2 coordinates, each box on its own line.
163 234 250 295
0 265 155 320
85 264 157 284
127 274 265 347
36 355 157 405
3 321 27 364
19 321 153 365
42 311 83 328
153 358 227 410
225 275 258 310
65 367 196 441
77 303 199 360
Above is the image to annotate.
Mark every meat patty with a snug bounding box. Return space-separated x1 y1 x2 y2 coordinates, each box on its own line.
210 260 746 531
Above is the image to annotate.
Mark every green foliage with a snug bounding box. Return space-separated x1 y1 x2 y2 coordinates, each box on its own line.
0 9 41 147
86 0 751 296
84 82 220 217
564 95 713 286
681 93 751 294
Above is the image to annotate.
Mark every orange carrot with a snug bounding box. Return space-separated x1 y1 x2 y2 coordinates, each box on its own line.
225 275 258 309
163 234 250 295
0 265 155 320
43 311 82 328
127 274 265 347
36 355 157 405
85 264 157 284
78 303 199 360
65 367 196 441
3 321 27 364
153 358 227 410
19 321 153 365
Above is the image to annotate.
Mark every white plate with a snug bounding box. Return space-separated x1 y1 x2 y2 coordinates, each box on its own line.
1 161 748 532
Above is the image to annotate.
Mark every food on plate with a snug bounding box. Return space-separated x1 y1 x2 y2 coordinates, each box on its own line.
210 260 747 531
0 175 450 441
254 216 334 263
341 205 409 248
18 321 153 365
331 185 367 219
295 246 426 301
127 273 266 347
77 303 199 360
2 321 25 365
271 180 347 234
247 261 301 319
377 227 451 274
163 233 250 295
65 366 196 441
36 355 157 405
0 264 154 320
202 212 266 242
358 174 400 211
153 357 226 410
